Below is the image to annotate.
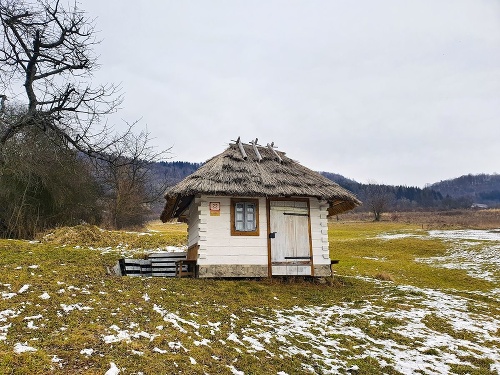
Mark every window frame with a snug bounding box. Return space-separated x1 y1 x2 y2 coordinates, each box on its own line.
230 198 260 236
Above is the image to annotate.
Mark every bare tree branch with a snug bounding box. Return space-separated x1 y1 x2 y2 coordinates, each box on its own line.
0 0 122 160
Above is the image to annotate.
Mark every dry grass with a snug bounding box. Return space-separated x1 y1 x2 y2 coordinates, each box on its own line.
374 272 395 282
0 214 498 374
339 209 500 229
36 222 188 250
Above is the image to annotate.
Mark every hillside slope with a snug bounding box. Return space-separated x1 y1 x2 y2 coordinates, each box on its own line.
430 174 500 205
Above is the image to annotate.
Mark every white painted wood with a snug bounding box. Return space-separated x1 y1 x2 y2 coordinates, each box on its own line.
286 265 298 275
196 196 268 267
203 244 267 256
297 265 311 275
200 255 268 265
187 200 200 248
272 265 287 275
187 195 331 274
270 200 311 276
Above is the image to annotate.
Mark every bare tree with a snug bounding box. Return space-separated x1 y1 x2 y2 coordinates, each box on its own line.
0 0 122 161
94 127 171 229
364 183 394 221
0 1 173 234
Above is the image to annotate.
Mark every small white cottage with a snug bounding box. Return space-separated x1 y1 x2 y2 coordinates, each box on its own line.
160 138 360 278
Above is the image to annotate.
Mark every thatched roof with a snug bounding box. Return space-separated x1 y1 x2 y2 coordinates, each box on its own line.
161 140 361 221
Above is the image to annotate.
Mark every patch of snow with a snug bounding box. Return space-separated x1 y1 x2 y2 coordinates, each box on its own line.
165 245 187 252
80 348 94 356
153 347 167 354
39 292 50 300
0 323 12 341
2 292 16 299
418 243 500 282
153 304 200 333
18 284 30 294
168 341 188 352
189 357 197 364
238 284 500 375
362 256 386 261
28 265 39 269
104 362 120 375
51 355 63 363
227 365 244 375
142 293 150 302
377 233 423 240
429 229 500 241
227 333 243 345
193 338 211 346
14 342 37 353
60 304 93 313
242 335 266 352
103 325 158 344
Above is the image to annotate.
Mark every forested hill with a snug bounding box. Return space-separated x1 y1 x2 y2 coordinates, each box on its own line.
321 172 500 209
320 172 444 210
152 161 202 185
152 163 500 210
430 174 500 206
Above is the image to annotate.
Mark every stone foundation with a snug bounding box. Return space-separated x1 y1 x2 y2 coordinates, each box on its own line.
197 264 332 278
313 264 332 277
198 264 268 278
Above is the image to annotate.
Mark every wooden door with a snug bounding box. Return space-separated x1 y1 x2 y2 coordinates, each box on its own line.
269 200 312 276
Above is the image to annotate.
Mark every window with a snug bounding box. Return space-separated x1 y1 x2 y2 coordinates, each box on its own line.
230 198 259 236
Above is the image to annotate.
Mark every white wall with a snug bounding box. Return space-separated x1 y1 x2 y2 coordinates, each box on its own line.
309 199 331 267
187 195 330 270
196 196 268 266
187 197 200 248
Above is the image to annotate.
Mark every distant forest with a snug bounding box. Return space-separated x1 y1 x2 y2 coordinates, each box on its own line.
321 172 500 211
154 162 500 214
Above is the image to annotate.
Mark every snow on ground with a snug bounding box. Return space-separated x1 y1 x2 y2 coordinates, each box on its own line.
1 228 499 374
238 285 500 374
429 229 500 242
415 229 500 286
94 245 187 257
378 229 500 287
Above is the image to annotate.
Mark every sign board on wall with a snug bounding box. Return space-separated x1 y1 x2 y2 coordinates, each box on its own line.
209 202 220 216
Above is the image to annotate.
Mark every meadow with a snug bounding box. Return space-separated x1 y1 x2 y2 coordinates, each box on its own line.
0 214 499 374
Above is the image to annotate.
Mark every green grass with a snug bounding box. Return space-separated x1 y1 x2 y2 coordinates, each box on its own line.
0 221 498 374
330 222 495 292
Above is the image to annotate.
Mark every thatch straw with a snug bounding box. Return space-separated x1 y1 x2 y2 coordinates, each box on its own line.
161 142 361 221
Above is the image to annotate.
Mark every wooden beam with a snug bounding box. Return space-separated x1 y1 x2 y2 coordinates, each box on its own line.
237 137 247 159
251 138 262 162
267 143 282 163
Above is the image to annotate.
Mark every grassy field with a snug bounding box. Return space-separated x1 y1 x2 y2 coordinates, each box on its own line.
0 218 499 374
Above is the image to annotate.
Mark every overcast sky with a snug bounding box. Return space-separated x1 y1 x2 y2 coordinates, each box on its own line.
84 0 500 187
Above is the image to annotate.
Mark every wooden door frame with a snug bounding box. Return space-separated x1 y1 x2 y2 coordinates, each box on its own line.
266 197 314 277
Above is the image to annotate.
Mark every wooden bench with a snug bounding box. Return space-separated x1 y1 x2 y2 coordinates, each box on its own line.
119 252 188 277
149 252 187 277
119 258 152 277
175 244 198 278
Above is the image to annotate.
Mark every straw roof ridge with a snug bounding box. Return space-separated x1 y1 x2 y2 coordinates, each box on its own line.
161 142 361 221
